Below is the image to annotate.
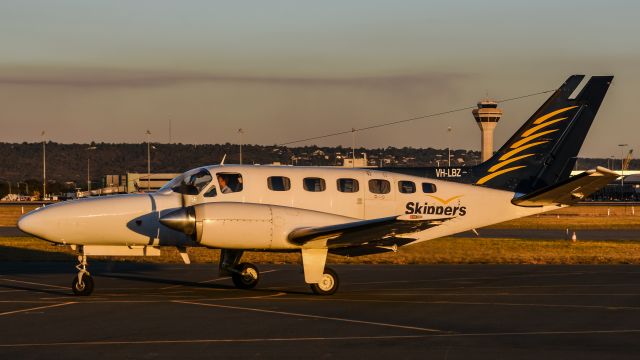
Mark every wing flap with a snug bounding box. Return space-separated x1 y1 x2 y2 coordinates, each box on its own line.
512 166 618 207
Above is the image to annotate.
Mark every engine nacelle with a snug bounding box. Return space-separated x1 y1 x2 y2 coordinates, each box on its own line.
192 202 354 249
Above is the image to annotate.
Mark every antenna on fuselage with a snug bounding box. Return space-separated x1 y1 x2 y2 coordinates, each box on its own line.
220 154 227 165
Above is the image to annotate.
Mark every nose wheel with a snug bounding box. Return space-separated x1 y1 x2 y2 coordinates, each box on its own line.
231 262 260 289
72 253 94 296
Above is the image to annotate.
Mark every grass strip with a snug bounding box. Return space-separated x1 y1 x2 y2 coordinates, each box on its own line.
2 236 640 265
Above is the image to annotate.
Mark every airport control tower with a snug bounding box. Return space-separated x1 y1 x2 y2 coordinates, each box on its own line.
472 99 503 162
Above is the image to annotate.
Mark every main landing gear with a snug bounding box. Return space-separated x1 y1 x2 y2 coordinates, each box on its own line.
72 251 94 296
220 249 340 295
310 267 339 295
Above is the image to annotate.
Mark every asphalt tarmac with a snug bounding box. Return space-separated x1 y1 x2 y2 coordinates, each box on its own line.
1 262 639 359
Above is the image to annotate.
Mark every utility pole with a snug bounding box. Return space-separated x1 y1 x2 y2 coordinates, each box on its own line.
42 131 46 200
169 119 172 144
146 130 151 192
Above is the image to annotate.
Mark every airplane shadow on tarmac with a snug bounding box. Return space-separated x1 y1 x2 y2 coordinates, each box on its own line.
98 271 313 296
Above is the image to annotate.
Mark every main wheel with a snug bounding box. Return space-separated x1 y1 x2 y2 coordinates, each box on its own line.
310 267 339 295
71 273 94 296
232 263 259 289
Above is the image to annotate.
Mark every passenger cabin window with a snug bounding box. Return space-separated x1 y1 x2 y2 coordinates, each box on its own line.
216 173 243 194
398 181 416 194
268 176 291 191
369 179 391 194
337 178 359 193
303 177 326 192
422 183 437 193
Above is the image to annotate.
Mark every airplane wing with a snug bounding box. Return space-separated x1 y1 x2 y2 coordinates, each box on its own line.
512 166 618 207
288 215 449 255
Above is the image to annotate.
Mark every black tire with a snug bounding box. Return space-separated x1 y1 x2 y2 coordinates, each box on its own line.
232 263 259 289
310 267 339 295
71 273 94 296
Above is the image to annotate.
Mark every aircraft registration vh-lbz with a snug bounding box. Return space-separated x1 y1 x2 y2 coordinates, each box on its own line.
18 75 615 296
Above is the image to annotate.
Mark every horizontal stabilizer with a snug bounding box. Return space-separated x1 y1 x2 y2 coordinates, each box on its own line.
512 166 618 207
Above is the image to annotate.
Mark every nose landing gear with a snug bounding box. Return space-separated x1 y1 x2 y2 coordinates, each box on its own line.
72 252 94 296
219 250 260 289
231 262 260 289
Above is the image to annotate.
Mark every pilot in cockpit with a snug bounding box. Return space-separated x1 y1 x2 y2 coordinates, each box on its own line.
217 175 233 194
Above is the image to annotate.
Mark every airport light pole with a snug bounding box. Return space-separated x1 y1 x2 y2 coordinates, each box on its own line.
447 126 452 167
238 128 244 165
42 131 46 200
86 146 97 192
351 128 356 168
619 144 628 199
146 130 151 192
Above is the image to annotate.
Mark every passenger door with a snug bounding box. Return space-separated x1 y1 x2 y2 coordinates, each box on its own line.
333 175 365 219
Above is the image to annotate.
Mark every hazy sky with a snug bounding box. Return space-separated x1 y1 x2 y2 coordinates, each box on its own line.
0 0 638 157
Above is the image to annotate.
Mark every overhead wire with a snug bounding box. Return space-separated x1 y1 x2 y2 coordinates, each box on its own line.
278 88 556 146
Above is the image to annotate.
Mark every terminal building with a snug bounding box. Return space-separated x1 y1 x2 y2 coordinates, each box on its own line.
78 173 180 197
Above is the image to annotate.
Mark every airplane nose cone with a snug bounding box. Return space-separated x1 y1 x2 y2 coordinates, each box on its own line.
160 207 196 235
17 207 50 239
17 194 163 245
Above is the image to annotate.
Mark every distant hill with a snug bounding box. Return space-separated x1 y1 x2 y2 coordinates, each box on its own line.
0 142 634 197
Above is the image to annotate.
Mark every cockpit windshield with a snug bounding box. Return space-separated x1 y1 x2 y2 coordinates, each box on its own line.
160 168 213 195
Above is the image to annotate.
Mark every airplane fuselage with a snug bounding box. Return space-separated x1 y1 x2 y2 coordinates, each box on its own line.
19 164 557 250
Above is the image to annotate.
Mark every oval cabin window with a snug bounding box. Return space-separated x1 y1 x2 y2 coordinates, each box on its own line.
337 178 359 193
422 183 437 193
368 179 391 194
398 181 416 194
268 176 291 191
303 177 326 192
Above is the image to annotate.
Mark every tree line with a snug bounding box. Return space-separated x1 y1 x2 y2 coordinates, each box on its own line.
0 142 633 197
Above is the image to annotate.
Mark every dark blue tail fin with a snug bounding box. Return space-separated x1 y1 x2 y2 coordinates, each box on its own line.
472 75 613 193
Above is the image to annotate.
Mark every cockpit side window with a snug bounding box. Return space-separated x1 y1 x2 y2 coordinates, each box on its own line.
203 186 217 197
217 173 243 194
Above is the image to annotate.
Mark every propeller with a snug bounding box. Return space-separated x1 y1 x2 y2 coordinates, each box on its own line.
159 206 196 235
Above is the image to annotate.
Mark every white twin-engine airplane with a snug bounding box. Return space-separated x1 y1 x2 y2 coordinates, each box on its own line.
18 75 615 296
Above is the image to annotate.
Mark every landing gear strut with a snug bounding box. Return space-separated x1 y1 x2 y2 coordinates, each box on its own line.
71 250 94 296
220 249 260 290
